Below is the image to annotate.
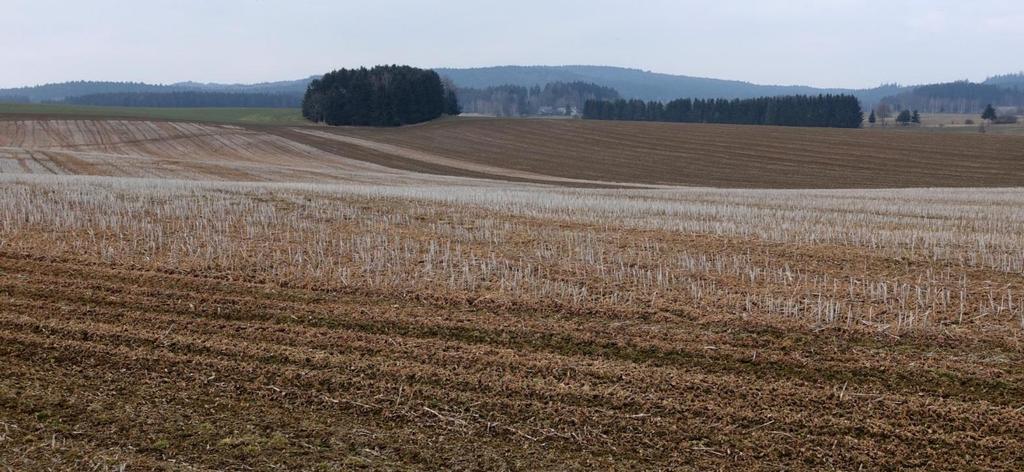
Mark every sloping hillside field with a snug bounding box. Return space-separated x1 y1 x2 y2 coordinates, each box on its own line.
0 120 402 183
5 117 1024 187
289 118 1024 188
1 116 1023 470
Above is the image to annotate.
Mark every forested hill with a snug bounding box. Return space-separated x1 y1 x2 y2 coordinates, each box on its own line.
0 81 180 103
169 77 317 95
2 67 906 107
436 65 905 105
61 91 302 108
984 73 1024 90
0 77 317 103
880 81 1024 113
8 67 1024 111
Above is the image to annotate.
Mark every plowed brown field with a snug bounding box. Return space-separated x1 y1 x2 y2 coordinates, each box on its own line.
295 118 1024 188
3 253 1022 470
5 117 1024 188
1 116 1023 470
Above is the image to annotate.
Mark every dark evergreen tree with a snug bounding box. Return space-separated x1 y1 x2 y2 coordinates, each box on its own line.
896 110 912 125
982 104 998 121
911 110 921 124
868 110 876 125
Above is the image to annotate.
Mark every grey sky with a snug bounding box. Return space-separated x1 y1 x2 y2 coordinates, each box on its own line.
5 0 1023 89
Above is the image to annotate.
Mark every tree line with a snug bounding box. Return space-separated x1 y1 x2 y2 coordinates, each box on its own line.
0 81 180 103
0 95 31 104
984 72 1024 91
457 81 620 116
58 92 302 108
880 81 1024 114
302 65 459 126
583 94 863 128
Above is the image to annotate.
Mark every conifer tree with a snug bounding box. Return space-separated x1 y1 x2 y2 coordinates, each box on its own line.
982 104 997 121
896 110 912 126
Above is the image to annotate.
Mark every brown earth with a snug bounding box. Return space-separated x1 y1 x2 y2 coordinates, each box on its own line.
2 114 1024 470
4 116 1024 188
289 117 1024 188
0 119 403 183
1 252 1022 471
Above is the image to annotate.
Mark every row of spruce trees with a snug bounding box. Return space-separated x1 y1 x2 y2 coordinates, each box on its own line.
583 94 864 128
302 66 459 126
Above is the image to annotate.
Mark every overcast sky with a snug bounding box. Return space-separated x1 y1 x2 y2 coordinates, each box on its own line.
5 0 1023 89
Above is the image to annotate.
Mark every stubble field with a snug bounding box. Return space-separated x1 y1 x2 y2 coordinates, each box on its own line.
1 117 1023 470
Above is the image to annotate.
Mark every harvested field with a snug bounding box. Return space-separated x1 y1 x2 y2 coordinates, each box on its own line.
299 118 1024 188
0 119 631 188
1 116 1023 470
1 173 1023 470
0 120 404 183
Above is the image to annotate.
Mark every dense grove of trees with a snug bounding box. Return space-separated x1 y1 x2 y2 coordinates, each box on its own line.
881 81 1024 113
457 81 620 116
302 66 458 126
584 94 863 128
59 92 301 108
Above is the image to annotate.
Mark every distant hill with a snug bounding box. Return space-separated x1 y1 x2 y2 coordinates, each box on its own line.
168 77 318 96
880 81 1024 114
62 91 302 108
0 95 30 104
985 72 1024 90
9 66 1024 111
0 81 181 103
0 77 317 103
435 65 905 105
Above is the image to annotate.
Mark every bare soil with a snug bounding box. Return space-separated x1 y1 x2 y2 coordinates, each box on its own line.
2 252 1022 470
2 115 1023 470
5 116 1024 189
294 118 1024 188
